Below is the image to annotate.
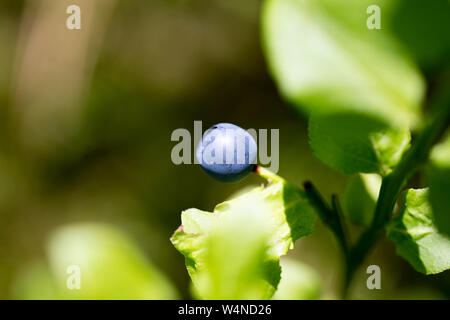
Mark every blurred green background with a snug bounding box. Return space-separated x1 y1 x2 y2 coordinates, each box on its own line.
0 0 448 299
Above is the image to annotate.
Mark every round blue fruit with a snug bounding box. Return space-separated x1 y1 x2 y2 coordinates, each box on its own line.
196 123 257 182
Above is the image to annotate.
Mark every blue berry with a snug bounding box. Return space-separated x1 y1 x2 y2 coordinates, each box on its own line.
196 123 257 182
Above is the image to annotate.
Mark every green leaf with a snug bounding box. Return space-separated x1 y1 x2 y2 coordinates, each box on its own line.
343 173 381 226
371 127 411 170
171 172 316 299
177 211 279 299
387 189 450 275
261 0 424 127
272 258 321 300
427 134 450 236
391 0 450 73
47 223 178 299
12 262 59 300
308 112 410 174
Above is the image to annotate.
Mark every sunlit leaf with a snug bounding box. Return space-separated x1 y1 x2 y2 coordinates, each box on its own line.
171 172 316 299
47 223 178 299
387 189 450 275
262 0 424 127
427 134 450 236
308 112 410 174
272 258 321 300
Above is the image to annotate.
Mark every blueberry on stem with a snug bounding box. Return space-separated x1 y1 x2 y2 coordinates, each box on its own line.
196 123 257 182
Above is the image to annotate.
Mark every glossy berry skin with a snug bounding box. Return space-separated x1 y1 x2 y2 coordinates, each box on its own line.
196 123 257 182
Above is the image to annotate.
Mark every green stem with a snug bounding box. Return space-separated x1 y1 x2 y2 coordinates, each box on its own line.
253 165 284 183
303 182 350 298
345 90 450 294
253 86 449 298
331 194 351 257
303 182 349 259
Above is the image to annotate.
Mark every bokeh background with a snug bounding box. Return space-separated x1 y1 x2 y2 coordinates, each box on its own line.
0 0 448 299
